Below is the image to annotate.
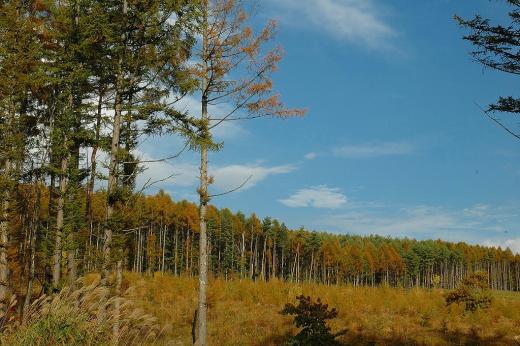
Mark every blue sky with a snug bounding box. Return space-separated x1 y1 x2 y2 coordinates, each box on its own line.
135 0 520 253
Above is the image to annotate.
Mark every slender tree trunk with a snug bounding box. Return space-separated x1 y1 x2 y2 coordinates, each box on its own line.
85 89 103 250
261 236 266 280
102 0 126 287
0 167 10 310
249 230 254 278
198 7 209 340
162 224 166 273
22 226 35 324
198 141 209 345
241 231 245 278
113 259 123 341
174 225 178 276
22 180 41 324
272 239 276 280
53 155 68 290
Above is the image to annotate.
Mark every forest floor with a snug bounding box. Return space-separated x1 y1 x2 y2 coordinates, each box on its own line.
94 272 520 346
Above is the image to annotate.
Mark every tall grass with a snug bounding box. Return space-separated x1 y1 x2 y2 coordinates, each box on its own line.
3 273 520 345
0 278 160 346
122 273 520 345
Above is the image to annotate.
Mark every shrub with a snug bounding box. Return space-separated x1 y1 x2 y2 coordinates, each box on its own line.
281 295 345 346
445 271 492 312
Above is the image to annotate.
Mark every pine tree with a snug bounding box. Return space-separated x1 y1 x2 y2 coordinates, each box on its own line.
455 1 520 139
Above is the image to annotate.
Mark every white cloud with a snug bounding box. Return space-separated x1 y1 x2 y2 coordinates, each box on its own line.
304 152 317 160
482 239 520 255
132 149 295 193
463 204 490 217
134 150 199 189
321 206 463 238
279 185 347 209
333 141 414 158
212 164 296 192
315 202 520 245
271 0 396 49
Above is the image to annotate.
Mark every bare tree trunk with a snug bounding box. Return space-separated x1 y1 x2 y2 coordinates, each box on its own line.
241 231 245 278
197 8 209 340
272 239 276 280
22 181 41 324
53 155 68 290
113 259 123 341
198 142 209 346
102 0 126 287
0 170 10 310
162 224 167 273
85 89 103 268
174 226 178 276
22 227 36 324
249 230 254 278
67 243 76 288
261 236 267 280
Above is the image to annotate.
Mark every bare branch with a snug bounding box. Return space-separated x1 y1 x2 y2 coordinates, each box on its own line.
135 172 180 195
209 175 252 198
475 102 520 141
121 143 188 164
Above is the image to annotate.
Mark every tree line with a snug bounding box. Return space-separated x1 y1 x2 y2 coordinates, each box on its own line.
8 186 520 305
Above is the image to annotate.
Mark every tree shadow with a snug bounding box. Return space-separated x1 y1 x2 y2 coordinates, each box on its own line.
255 328 512 346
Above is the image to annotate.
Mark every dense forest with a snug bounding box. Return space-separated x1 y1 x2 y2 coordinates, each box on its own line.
7 186 520 305
2 0 520 344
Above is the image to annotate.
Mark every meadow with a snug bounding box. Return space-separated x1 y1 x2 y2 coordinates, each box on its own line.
112 273 520 345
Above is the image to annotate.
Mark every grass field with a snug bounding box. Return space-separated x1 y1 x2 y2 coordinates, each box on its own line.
109 273 520 346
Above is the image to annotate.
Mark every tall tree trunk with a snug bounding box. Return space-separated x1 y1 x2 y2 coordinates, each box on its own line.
241 231 245 278
102 0 126 286
0 168 10 310
53 155 68 290
22 226 35 324
174 225 178 276
261 236 266 280
162 224 166 273
249 230 254 278
85 88 103 267
198 7 209 340
113 259 123 341
22 173 43 323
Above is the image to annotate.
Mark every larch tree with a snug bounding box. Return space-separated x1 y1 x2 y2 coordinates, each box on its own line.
455 0 520 140
98 0 198 287
193 1 305 343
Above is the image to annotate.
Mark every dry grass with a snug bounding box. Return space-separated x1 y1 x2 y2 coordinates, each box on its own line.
119 273 520 346
0 277 161 346
3 273 519 345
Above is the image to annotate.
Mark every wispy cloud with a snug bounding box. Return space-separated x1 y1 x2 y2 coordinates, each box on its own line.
132 150 295 194
316 202 520 244
270 0 397 49
279 185 347 209
333 142 414 158
212 164 296 192
482 238 520 255
304 152 317 160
